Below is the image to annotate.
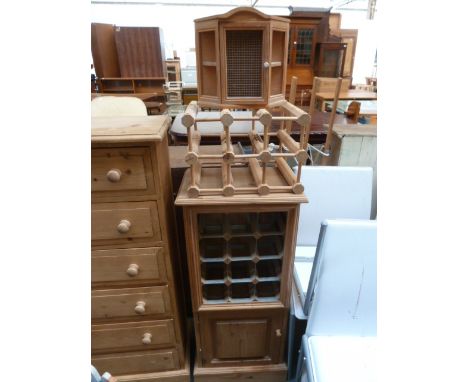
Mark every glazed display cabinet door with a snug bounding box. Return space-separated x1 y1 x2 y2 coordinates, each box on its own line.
315 42 347 78
198 308 284 367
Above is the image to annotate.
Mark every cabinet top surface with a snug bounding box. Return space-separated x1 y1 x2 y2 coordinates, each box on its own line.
91 115 170 143
195 6 289 24
329 124 377 138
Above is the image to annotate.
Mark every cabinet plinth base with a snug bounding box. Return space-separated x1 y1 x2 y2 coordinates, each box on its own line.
194 363 287 382
114 366 190 382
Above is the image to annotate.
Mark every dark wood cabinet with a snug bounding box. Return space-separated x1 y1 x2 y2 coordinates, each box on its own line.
315 42 347 78
283 9 357 105
114 26 166 78
91 23 120 78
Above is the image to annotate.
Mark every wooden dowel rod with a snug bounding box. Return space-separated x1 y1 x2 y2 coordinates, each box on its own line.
308 77 319 117
199 189 224 196
262 163 267 184
323 77 342 152
269 186 294 190
296 162 302 183
276 129 308 164
221 161 235 196
248 158 263 186
221 131 235 162
248 131 272 163
285 76 298 133
193 117 260 123
272 116 298 121
185 128 201 164
276 158 304 194
280 100 311 128
277 129 300 152
248 130 264 154
187 161 201 198
181 101 198 128
248 158 269 195
271 152 296 157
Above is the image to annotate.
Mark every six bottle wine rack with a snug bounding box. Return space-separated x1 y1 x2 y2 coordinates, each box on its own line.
182 100 311 198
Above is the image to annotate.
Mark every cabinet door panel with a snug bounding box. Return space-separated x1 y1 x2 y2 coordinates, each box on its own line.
198 307 285 367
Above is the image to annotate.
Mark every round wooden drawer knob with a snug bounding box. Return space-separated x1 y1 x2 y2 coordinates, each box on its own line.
126 263 140 277
106 169 122 182
117 219 131 233
142 332 152 345
275 329 282 337
134 301 146 314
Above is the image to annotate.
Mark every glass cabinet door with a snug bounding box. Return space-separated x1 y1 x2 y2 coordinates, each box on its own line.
288 26 316 67
315 42 347 78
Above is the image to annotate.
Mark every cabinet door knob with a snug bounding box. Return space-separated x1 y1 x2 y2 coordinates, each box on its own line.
134 301 146 314
275 329 282 337
126 263 139 277
142 332 152 345
117 219 131 233
106 169 122 182
263 61 270 68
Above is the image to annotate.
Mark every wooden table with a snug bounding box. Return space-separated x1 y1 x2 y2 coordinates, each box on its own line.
315 90 377 111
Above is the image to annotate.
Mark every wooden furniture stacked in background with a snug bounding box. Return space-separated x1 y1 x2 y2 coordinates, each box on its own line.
284 8 358 106
195 7 290 108
166 59 182 82
92 23 121 78
91 116 189 381
91 23 168 113
175 95 309 380
114 26 166 78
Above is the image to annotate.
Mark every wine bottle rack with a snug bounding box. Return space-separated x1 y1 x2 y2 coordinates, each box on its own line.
197 211 286 304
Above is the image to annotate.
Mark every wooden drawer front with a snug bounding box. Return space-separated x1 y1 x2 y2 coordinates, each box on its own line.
92 349 179 375
92 286 172 320
92 319 176 353
92 201 161 244
92 247 166 284
91 147 156 195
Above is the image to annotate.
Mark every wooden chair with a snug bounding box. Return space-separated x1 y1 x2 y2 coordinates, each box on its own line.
91 96 147 117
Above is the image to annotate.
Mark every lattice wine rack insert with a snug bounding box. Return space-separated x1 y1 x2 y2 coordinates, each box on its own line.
198 211 286 304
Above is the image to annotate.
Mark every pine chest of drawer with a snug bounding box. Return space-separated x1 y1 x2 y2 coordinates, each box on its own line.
91 116 189 381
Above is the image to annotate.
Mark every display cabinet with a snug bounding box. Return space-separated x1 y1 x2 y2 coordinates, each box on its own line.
195 7 290 108
314 42 347 78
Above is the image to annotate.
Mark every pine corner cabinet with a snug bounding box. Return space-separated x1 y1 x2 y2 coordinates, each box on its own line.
91 116 189 382
175 171 307 381
195 7 290 108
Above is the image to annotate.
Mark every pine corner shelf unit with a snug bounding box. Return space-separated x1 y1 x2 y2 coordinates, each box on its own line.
195 7 290 109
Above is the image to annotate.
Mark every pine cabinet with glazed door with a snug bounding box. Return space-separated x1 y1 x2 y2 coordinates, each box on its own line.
195 7 289 108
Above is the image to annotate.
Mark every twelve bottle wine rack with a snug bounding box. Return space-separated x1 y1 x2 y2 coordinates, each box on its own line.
197 211 286 303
